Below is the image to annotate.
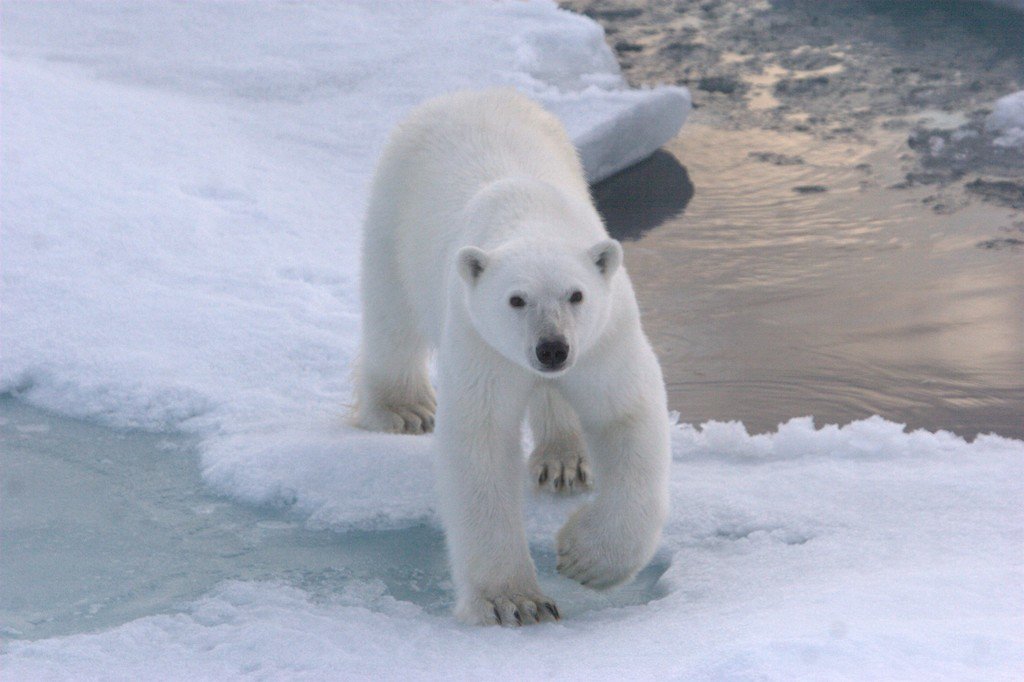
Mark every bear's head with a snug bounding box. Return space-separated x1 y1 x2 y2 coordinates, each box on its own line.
456 238 622 377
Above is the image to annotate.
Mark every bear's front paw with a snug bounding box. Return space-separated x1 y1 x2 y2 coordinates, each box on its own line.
557 504 652 590
457 591 560 627
528 436 591 495
355 398 436 434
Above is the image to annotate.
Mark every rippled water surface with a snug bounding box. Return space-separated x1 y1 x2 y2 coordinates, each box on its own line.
579 0 1024 439
598 123 1023 439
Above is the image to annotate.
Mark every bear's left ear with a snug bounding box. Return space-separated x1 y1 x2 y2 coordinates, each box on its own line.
588 239 622 280
456 246 490 286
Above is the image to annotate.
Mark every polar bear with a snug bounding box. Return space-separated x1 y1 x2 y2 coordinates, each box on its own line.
353 89 670 626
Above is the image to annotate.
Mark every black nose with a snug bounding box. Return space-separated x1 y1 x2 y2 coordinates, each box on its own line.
535 338 569 369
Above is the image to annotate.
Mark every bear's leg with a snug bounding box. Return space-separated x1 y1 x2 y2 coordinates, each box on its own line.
527 386 591 495
352 222 436 435
352 337 435 434
556 330 671 589
434 339 559 626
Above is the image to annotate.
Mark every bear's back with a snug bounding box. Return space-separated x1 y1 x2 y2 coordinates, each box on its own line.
393 89 586 199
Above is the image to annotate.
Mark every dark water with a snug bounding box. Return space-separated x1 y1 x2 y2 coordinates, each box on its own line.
596 123 1023 439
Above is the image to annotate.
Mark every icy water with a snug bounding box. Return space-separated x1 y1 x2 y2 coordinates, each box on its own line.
0 398 668 640
0 397 443 639
597 122 1023 439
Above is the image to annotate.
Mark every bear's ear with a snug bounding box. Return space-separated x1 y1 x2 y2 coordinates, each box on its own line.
588 239 622 280
456 246 490 286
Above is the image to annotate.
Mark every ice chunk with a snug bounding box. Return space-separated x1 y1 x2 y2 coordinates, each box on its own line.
986 90 1024 148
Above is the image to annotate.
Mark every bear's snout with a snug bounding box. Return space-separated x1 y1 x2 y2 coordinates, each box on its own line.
535 337 570 370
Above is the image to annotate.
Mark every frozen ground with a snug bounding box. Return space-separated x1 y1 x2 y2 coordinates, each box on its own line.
2 0 1023 679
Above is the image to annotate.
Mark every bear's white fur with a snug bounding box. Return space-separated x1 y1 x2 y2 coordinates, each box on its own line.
354 89 670 626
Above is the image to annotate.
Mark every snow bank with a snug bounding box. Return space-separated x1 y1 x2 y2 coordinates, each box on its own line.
6 418 1023 679
986 90 1024 148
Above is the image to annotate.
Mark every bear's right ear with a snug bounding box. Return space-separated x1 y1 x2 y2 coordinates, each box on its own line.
588 239 623 280
456 246 490 286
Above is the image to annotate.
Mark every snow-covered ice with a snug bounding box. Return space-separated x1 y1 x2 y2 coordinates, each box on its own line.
1 0 688 520
5 417 1023 679
2 0 1022 679
986 90 1024 148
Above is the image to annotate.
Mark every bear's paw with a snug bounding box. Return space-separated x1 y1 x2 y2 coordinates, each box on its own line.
457 592 560 627
355 397 435 435
556 503 650 590
529 437 591 495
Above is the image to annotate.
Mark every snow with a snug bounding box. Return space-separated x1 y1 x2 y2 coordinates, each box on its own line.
986 90 1024 148
2 0 1022 679
5 418 1024 679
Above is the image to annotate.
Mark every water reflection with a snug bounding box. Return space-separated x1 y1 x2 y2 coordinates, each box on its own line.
592 149 694 241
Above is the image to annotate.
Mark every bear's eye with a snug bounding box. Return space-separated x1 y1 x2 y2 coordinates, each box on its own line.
569 290 584 304
509 295 526 309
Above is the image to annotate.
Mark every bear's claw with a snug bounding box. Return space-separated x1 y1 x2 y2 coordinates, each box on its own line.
529 444 591 495
356 399 435 434
463 593 560 627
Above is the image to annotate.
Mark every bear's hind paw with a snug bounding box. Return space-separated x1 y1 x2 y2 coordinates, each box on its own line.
355 400 435 434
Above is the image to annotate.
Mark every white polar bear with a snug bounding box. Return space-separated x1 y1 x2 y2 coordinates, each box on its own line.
353 89 671 626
